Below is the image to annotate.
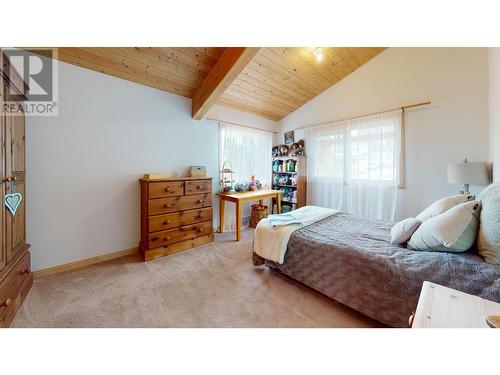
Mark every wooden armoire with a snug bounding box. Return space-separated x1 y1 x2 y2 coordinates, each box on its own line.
0 54 32 328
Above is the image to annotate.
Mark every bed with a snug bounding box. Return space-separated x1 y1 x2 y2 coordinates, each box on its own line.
253 213 500 328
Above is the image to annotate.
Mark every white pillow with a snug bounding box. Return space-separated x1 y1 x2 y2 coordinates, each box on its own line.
390 218 422 244
408 200 480 253
477 183 500 264
416 194 471 222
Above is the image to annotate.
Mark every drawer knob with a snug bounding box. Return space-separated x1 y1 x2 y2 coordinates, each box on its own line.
164 204 171 208
163 220 171 225
197 185 203 189
197 200 204 204
1 298 11 308
198 228 205 232
164 188 172 193
20 267 30 275
165 236 171 241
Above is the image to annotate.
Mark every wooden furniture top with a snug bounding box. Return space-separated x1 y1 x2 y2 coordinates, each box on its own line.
412 281 500 328
139 176 212 182
217 189 282 201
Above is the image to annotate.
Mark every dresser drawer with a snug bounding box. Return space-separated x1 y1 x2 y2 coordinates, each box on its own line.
0 251 30 320
185 180 212 195
148 207 213 232
148 221 213 249
148 193 212 215
148 181 184 199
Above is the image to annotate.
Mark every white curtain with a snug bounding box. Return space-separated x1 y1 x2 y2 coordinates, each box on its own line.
219 122 272 231
305 109 402 221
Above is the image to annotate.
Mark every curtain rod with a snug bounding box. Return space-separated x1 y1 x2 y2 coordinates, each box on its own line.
206 117 280 134
293 101 432 131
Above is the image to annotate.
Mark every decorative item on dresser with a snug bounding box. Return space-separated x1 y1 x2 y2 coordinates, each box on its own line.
139 176 214 261
0 54 32 328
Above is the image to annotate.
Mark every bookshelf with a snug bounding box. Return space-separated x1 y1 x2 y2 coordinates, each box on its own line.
271 155 306 212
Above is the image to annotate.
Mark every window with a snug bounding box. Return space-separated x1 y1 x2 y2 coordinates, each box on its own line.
219 122 273 230
305 110 402 220
348 116 398 182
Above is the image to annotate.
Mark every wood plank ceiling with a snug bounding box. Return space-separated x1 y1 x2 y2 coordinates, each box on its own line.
217 47 386 120
48 47 386 121
56 47 225 98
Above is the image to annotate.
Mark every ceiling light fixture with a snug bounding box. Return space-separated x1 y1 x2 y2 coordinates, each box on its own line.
314 47 323 62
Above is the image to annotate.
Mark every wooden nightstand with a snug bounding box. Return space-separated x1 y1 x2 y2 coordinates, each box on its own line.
411 281 500 328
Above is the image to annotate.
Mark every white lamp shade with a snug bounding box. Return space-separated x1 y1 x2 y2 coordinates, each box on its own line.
447 161 490 185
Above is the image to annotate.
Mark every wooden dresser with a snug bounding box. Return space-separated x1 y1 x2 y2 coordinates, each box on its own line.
139 176 214 261
0 53 32 327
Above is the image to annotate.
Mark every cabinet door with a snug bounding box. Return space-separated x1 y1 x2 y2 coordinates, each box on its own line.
4 91 26 262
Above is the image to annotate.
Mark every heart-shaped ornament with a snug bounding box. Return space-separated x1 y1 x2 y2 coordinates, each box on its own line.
5 193 22 216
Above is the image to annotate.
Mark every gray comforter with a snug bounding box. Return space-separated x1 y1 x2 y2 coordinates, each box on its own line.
254 213 500 328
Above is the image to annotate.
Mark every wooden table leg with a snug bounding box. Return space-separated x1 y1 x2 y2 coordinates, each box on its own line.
236 201 242 241
219 197 225 233
276 194 282 214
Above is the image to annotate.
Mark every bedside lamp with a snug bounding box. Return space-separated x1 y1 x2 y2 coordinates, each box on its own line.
447 158 490 195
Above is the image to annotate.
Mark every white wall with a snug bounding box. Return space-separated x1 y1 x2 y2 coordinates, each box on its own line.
27 60 277 271
207 104 280 132
206 104 280 145
490 48 500 182
280 48 490 219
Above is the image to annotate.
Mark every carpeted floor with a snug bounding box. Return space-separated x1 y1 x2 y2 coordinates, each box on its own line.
12 228 382 328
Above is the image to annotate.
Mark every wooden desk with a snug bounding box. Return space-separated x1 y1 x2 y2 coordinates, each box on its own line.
217 189 283 241
411 281 500 328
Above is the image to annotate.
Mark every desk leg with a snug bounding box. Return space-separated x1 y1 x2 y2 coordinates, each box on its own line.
236 201 242 241
276 194 282 214
219 198 225 233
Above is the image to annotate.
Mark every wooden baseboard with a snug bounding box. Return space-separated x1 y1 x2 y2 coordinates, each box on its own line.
33 247 139 278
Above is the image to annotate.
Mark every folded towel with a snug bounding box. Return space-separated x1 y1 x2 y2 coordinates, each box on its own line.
268 205 338 227
254 206 339 263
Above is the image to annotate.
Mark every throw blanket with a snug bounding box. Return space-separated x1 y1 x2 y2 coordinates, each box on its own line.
254 206 339 264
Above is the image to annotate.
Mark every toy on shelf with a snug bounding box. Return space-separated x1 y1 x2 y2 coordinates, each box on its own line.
272 160 280 172
288 159 297 172
289 140 305 156
272 146 280 158
278 144 289 157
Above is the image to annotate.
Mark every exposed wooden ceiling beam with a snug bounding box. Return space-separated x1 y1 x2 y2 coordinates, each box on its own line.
191 47 260 120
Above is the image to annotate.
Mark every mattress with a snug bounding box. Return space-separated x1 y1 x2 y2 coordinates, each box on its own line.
257 213 500 327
